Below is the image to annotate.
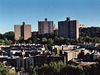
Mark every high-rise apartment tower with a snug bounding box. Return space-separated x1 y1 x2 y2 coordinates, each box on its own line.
38 18 54 34
58 17 79 39
14 22 31 40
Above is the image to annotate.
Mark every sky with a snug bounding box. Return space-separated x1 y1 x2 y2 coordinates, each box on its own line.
0 0 100 34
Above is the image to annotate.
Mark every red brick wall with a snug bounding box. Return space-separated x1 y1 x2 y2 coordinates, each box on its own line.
14 22 31 40
14 25 21 40
24 25 31 40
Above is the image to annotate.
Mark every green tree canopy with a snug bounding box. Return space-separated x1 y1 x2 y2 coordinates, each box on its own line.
3 31 14 41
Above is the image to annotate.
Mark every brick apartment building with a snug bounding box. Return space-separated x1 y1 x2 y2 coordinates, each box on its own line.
14 22 31 40
38 18 54 34
79 27 100 37
79 24 88 28
58 17 79 39
32 31 38 36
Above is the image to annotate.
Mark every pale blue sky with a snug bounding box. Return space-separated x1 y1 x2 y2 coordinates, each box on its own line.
0 0 100 34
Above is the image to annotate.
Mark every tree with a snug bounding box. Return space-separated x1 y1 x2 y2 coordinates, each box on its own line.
18 37 24 43
70 39 76 45
89 64 100 75
0 62 12 75
65 38 71 45
42 37 47 44
21 67 24 71
30 66 34 74
54 36 59 45
29 40 32 44
44 44 49 50
3 31 15 41
0 39 5 45
34 38 40 44
0 33 4 39
59 37 65 45
75 66 84 75
83 65 91 75
78 36 83 43
9 40 13 44
47 38 54 45
4 38 12 45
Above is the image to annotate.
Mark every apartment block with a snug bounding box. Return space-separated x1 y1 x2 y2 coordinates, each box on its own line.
58 17 79 39
79 27 100 37
79 24 88 28
14 22 31 40
38 18 54 34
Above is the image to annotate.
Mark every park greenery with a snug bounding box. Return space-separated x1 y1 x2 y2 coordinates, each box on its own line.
28 61 100 75
0 62 17 75
0 59 100 75
0 31 100 50
0 31 14 45
0 32 100 74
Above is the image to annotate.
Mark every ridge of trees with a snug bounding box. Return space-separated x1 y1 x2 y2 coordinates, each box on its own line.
29 61 100 75
0 31 100 50
0 31 14 45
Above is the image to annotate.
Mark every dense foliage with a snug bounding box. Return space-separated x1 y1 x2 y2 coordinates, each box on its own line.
16 34 100 44
0 31 14 45
78 36 100 43
0 32 100 51
0 62 16 75
29 61 100 75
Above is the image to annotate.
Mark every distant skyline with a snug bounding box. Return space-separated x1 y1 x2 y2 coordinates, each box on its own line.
0 0 100 34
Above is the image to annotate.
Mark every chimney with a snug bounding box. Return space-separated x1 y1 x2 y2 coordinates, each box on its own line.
67 17 70 22
45 18 47 21
23 22 25 25
62 46 63 50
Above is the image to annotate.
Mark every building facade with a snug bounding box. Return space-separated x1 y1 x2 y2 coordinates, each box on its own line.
58 17 79 39
79 24 88 28
38 18 54 34
32 31 38 36
14 22 31 40
17 57 34 69
79 27 100 37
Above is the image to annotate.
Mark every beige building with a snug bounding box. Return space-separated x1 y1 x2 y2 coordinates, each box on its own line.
14 22 31 40
79 24 88 28
66 51 80 62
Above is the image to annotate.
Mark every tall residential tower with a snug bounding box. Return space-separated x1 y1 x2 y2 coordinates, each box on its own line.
14 22 31 40
38 18 54 34
58 17 79 39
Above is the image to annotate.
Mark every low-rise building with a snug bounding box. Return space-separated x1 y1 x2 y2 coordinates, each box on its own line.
0 45 10 51
77 43 100 51
52 45 80 54
0 56 34 70
32 31 38 36
79 27 100 37
10 44 45 51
